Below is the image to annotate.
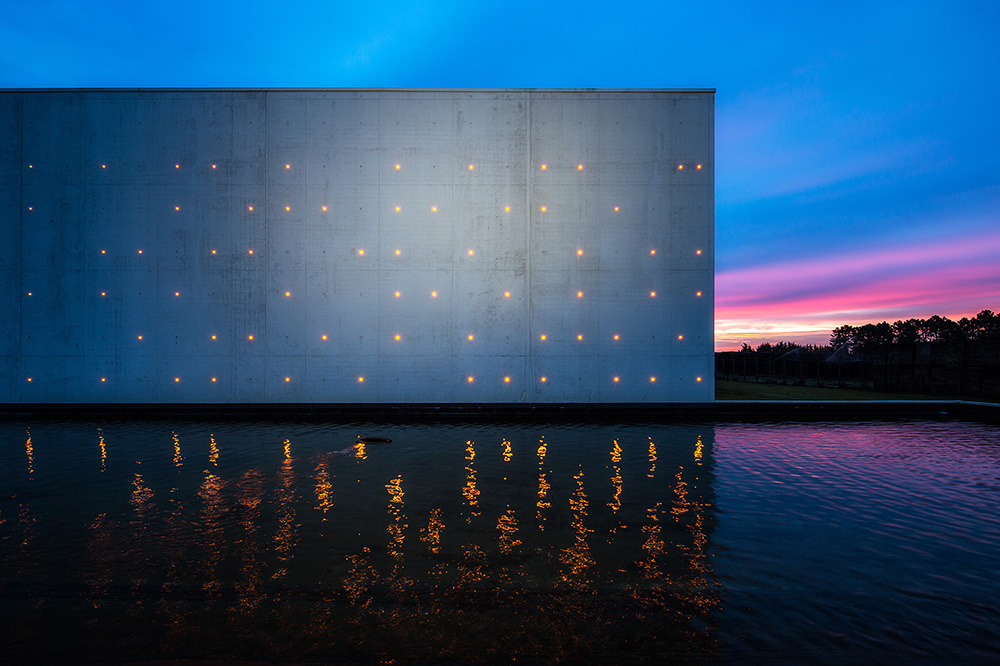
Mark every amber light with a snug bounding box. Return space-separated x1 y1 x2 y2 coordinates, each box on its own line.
321 334 328 341
174 377 180 383
540 206 547 212
503 291 511 298
394 164 401 170
394 249 401 256
650 376 657 383
577 164 584 170
504 206 511 212
285 206 291 212
539 334 547 341
696 377 703 382
678 334 684 340
468 249 475 256
577 334 584 341
467 376 474 383
101 378 106 382
174 291 180 297
174 206 180 211
322 205 328 212
137 335 143 340
613 376 620 383
211 249 217 255
577 249 584 256
696 249 703 255
211 334 217 340
503 376 511 383
211 164 217 169
395 206 401 212
26 378 32 382
284 291 291 297
467 334 474 341
358 376 365 383
394 334 401 341
431 206 438 212
211 377 217 382
175 164 180 169
696 164 703 170
613 334 620 341
284 377 291 383
248 335 254 341
138 250 143 254
577 291 583 298
650 291 657 298
614 206 620 212
248 206 254 211
696 291 703 297
101 164 106 169
358 249 365 256
285 164 291 169
100 291 106 297
431 291 438 298
540 164 547 170
394 291 401 298
540 376 547 383
468 164 474 170
248 249 254 254
677 164 684 170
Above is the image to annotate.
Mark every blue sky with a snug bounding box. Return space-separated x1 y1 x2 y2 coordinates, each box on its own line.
3 0 998 348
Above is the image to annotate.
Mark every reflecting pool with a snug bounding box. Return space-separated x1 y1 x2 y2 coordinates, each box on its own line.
1 419 998 663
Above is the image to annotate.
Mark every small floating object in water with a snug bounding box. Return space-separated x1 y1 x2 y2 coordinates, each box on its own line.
356 436 392 444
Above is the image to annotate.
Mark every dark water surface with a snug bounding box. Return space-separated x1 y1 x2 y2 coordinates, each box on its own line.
1 419 998 663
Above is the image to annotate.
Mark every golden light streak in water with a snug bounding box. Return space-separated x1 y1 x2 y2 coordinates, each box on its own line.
560 469 594 587
497 507 521 554
273 444 297 579
648 437 657 478
198 471 225 594
131 472 154 518
694 435 704 464
355 441 367 459
209 434 219 466
386 476 406 560
172 431 183 467
315 461 332 518
463 441 480 521
344 546 376 606
536 437 550 529
234 470 265 615
672 467 690 517
98 428 106 472
24 428 33 477
420 508 444 554
608 439 623 514
502 438 512 462
639 502 665 580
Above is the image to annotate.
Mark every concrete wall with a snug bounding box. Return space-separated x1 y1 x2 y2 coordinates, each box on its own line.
0 89 714 403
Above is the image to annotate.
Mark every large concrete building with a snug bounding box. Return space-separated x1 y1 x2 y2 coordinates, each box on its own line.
0 88 714 404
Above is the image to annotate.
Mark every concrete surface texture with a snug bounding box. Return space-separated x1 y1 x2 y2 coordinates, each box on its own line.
0 89 714 403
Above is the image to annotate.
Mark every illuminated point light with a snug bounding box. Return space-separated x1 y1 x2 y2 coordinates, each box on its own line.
358 376 365 383
28 206 33 211
540 376 547 383
696 249 702 255
431 291 438 298
394 291 401 298
613 334 620 341
321 205 328 212
101 164 106 169
540 206 547 212
503 291 511 298
577 249 584 256
321 334 328 341
650 291 657 298
503 376 511 384
284 291 291 297
394 249 401 256
211 249 217 255
212 164 217 169
613 376 620 383
28 165 32 169
285 206 291 212
504 205 511 212
284 377 291 383
26 292 32 296
696 291 703 297
100 291 106 297
614 206 620 212
650 249 657 255
467 334 474 341
696 376 703 382
101 377 106 383
248 206 254 211
26 378 32 382
247 334 254 341
137 335 143 340
431 206 438 212
577 291 584 298
174 206 180 211
175 164 180 169
101 249 106 254
468 164 474 170
174 377 181 383
174 291 180 297
650 376 657 383
678 334 684 340
677 164 684 170
285 164 291 170
540 334 547 341
358 249 365 256
468 249 474 256
138 249 143 254
577 334 584 341
467 376 474 383
394 334 401 341
577 164 584 170
248 249 254 255
211 377 217 382
540 163 547 170
394 163 401 170
696 164 703 170
395 206 401 212
211 334 217 340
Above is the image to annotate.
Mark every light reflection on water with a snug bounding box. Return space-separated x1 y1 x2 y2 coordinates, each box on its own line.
0 419 998 662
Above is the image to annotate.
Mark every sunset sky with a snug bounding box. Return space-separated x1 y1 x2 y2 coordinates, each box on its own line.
3 1 997 350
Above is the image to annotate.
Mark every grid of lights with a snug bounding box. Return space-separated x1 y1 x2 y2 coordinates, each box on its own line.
19 156 709 392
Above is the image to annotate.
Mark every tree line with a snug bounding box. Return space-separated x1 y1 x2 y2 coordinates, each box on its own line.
738 309 1000 355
